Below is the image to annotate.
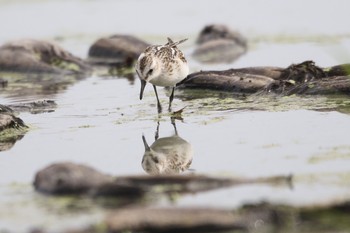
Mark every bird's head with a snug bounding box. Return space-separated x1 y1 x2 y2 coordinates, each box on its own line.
135 52 161 100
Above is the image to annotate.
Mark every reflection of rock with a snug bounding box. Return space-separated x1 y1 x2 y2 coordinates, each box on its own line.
87 35 150 67
193 39 247 64
141 127 193 175
193 24 247 64
0 39 91 74
0 72 86 99
0 108 28 152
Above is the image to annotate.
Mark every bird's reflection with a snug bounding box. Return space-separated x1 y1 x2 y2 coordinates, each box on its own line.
141 119 193 175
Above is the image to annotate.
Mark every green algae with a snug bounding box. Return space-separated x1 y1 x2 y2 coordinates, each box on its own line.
0 127 28 141
178 89 350 114
309 146 350 164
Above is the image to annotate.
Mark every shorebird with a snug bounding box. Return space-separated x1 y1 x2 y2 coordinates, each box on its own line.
135 38 189 113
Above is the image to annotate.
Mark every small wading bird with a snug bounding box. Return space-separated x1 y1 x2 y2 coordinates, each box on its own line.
135 38 189 113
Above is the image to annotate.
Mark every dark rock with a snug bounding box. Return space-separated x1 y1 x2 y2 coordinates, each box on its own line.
178 69 275 93
196 24 247 47
34 162 114 194
179 61 350 95
0 112 26 132
0 39 91 74
285 76 350 95
0 78 8 88
0 104 14 114
87 35 149 66
325 63 350 76
34 162 291 197
279 60 326 83
0 110 28 152
33 162 146 197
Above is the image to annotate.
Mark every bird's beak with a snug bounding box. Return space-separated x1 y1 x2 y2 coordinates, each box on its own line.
140 80 147 100
142 134 151 151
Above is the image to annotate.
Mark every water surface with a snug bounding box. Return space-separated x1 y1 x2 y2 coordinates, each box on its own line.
1 0 350 232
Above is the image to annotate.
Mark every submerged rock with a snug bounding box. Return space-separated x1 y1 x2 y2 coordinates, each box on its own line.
193 24 247 64
87 35 150 67
8 100 57 114
0 39 91 74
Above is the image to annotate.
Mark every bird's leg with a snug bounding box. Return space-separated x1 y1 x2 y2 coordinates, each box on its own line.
168 87 175 112
153 85 162 113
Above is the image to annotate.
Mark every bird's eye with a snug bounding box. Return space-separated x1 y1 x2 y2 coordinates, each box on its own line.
153 157 159 163
148 69 153 76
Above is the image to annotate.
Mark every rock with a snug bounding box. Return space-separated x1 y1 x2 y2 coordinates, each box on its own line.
34 162 291 197
0 39 91 74
0 112 26 132
106 208 245 233
33 162 146 196
87 35 149 67
0 110 28 152
196 24 247 47
0 77 8 88
193 24 247 64
34 162 114 194
179 61 350 95
178 69 275 93
325 63 350 77
0 104 14 114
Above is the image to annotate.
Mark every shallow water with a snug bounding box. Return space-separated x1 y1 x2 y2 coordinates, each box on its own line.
1 0 350 232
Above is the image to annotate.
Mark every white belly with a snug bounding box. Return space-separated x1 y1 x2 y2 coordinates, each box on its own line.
150 62 189 87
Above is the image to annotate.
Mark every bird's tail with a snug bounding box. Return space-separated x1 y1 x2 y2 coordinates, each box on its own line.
166 37 188 47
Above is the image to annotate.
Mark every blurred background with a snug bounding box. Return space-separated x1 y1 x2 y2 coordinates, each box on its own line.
1 0 349 66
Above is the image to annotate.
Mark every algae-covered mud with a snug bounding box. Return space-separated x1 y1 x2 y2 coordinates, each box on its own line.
1 0 350 232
